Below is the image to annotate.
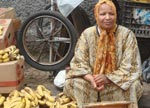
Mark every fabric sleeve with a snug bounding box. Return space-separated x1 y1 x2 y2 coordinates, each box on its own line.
66 32 92 78
106 30 142 90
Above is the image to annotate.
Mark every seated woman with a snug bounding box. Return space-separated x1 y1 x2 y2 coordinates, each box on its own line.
63 0 143 107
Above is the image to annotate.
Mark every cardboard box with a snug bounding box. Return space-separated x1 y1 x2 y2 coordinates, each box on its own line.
83 101 137 108
0 8 16 19
0 19 15 50
0 7 21 32
0 57 24 93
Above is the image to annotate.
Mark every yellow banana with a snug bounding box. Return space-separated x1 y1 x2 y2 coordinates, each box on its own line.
2 57 10 63
35 91 42 99
34 96 39 106
24 87 36 99
43 91 55 102
2 53 9 60
24 97 31 108
70 103 77 108
55 101 61 108
12 49 19 54
15 98 25 108
60 101 76 108
31 101 37 107
9 90 20 98
58 92 64 97
4 46 16 55
59 97 71 105
4 48 11 53
8 101 20 108
21 89 34 101
16 54 21 60
9 97 22 103
9 53 17 61
38 100 46 105
45 101 54 107
0 96 5 106
0 50 4 55
40 85 51 94
37 85 44 97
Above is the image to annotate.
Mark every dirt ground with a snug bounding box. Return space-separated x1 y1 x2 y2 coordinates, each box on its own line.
23 62 62 96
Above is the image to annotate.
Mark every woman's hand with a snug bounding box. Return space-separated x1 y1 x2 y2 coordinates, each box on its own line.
83 74 97 89
93 74 110 85
93 74 110 91
83 74 110 91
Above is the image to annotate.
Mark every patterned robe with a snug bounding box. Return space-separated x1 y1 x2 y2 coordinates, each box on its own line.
63 25 143 108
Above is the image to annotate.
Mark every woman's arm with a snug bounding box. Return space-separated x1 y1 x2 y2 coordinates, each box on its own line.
106 30 142 90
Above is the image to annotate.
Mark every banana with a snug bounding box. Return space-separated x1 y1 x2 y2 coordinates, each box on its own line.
24 97 31 108
8 45 16 52
9 53 17 61
0 96 5 106
58 92 64 97
31 101 37 107
24 87 36 99
38 100 46 105
21 89 34 101
8 101 20 108
45 101 53 107
0 50 4 55
12 49 19 54
9 97 22 103
59 97 71 105
40 85 51 94
60 101 76 108
15 98 25 108
43 91 55 102
2 53 9 60
37 85 44 97
35 91 42 99
2 57 10 63
70 103 77 108
55 101 61 108
16 54 21 60
3 48 11 54
9 90 20 98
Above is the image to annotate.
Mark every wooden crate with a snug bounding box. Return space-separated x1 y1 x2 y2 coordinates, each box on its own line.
83 101 137 108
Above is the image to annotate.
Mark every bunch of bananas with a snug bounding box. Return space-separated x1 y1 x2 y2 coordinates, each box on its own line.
4 87 39 108
0 45 22 63
0 85 77 108
0 94 5 107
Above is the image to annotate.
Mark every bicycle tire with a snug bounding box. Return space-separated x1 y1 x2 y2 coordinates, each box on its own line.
17 11 77 71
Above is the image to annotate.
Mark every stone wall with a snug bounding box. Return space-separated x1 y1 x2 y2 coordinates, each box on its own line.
0 0 51 21
0 0 98 25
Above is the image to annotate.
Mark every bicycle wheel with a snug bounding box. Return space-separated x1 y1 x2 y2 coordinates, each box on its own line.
17 11 77 71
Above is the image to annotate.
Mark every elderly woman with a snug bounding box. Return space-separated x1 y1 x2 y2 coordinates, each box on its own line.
63 0 143 107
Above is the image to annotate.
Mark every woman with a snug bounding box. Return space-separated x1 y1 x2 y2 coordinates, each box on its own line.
63 0 143 107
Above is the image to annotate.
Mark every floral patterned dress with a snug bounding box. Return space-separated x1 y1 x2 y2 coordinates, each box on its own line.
63 25 143 108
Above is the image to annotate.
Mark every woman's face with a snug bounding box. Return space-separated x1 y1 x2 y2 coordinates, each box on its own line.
98 3 116 30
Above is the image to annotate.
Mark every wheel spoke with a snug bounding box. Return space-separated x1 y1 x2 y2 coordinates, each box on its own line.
35 22 45 39
35 42 47 62
48 37 71 43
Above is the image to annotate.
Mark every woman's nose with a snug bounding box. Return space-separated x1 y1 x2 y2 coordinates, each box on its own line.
106 14 110 19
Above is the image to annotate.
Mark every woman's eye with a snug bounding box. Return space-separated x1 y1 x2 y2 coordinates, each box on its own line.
99 13 105 15
109 13 115 15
